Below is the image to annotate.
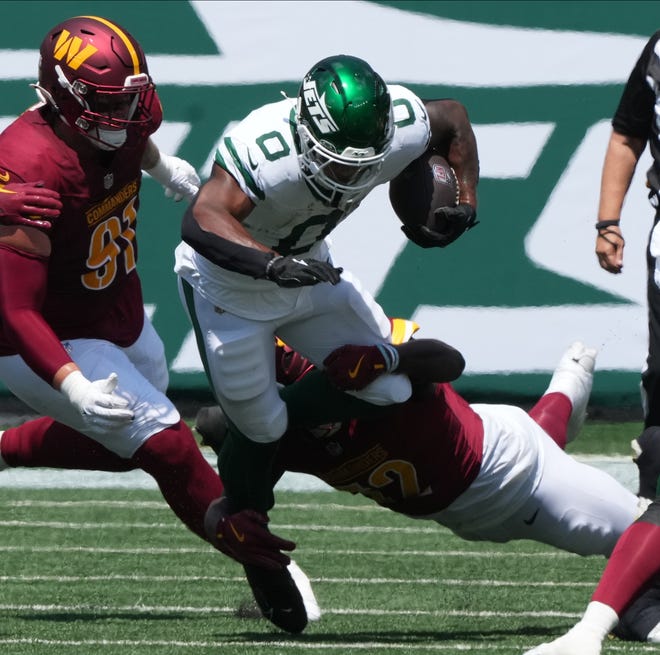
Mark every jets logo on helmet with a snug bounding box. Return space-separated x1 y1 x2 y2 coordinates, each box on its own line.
301 79 339 136
296 54 394 204
34 15 157 151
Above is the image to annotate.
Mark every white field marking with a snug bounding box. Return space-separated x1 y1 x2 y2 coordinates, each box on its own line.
0 520 180 529
0 544 579 558
0 520 450 534
4 499 382 513
0 456 635 492
0 574 246 583
0 573 595 588
310 578 594 588
0 520 595 540
0 602 580 619
0 461 332 491
0 545 208 554
6 499 168 509
3 638 646 653
274 502 383 512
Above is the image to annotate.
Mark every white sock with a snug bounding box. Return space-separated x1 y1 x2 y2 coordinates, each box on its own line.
579 601 619 640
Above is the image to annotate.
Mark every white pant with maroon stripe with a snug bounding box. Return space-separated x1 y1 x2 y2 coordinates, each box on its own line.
0 314 179 459
424 403 641 557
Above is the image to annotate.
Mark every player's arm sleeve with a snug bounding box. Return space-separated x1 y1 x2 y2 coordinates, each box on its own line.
0 244 72 383
181 203 276 277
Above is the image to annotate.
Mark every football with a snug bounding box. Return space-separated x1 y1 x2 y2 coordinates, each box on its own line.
389 151 459 229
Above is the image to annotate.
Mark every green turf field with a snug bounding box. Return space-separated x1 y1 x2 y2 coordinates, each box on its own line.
0 419 655 654
566 420 643 456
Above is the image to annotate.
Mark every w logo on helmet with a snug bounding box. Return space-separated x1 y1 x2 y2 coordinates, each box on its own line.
53 30 98 70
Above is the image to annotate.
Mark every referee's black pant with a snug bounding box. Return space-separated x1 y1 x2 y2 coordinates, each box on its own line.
643 215 660 427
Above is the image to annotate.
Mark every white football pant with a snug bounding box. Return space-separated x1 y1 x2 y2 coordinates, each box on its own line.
178 269 412 443
426 404 640 557
0 314 180 458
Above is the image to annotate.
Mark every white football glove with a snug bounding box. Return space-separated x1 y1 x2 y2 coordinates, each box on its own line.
145 153 200 202
60 370 134 429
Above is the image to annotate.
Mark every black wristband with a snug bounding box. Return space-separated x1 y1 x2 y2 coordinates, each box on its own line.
181 204 275 279
264 255 283 278
595 219 620 230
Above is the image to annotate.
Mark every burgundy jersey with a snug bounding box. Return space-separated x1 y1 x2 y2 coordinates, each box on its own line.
0 100 162 353
278 382 484 516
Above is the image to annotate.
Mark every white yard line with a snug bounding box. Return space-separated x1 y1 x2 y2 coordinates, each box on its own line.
0 454 637 493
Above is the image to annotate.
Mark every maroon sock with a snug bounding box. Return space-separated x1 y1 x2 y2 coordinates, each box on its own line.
1 417 134 471
592 521 660 614
130 421 224 541
528 391 572 450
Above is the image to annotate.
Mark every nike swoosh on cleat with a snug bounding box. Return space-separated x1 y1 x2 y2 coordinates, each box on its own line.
0 170 9 182
523 508 540 525
230 523 246 542
348 355 365 379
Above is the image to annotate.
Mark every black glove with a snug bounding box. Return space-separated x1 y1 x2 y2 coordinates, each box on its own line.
402 203 478 249
266 255 343 287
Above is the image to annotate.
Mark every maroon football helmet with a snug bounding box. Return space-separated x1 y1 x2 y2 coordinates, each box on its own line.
35 15 156 150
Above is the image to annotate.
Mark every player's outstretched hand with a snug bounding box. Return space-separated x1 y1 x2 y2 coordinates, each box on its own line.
205 496 296 570
146 154 200 202
323 343 399 390
60 371 134 429
266 255 342 288
0 182 62 230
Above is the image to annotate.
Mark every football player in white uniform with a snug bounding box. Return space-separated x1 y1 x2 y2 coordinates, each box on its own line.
174 54 479 528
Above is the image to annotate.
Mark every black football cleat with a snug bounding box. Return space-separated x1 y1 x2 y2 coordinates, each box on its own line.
243 563 308 633
632 427 660 499
613 583 660 642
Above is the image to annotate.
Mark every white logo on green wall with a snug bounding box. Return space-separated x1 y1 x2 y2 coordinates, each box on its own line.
0 1 654 399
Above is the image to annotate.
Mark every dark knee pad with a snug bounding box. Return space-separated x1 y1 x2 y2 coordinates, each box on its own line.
634 428 660 499
614 582 660 642
194 405 228 456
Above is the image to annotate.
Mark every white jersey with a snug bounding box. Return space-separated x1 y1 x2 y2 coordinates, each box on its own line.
174 84 430 320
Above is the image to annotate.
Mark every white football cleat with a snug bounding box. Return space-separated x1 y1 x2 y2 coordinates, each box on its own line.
545 341 597 443
648 621 660 642
288 559 321 621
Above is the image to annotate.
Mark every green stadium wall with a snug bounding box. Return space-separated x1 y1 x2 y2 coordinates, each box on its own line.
2 0 660 408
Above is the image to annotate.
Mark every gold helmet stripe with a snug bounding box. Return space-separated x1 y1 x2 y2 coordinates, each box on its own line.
81 15 141 74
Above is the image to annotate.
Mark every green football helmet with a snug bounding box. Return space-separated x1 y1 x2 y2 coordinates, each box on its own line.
296 54 393 202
